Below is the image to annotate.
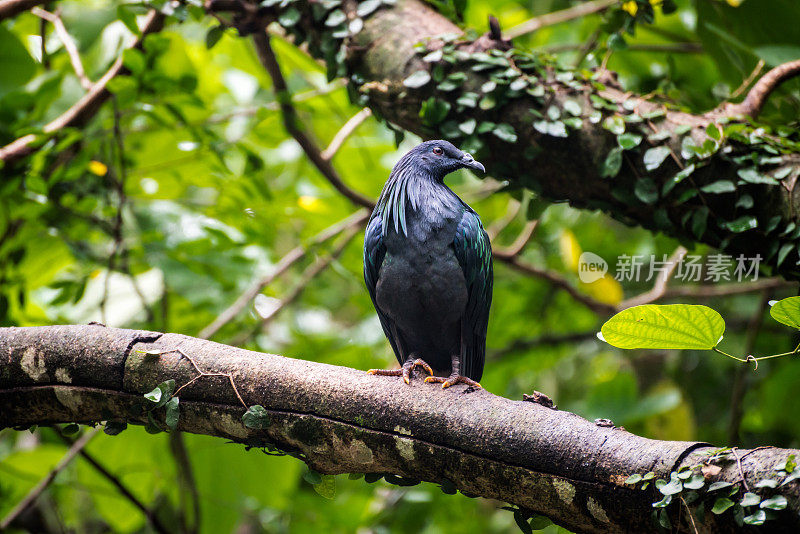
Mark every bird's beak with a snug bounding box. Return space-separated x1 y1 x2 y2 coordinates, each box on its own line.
460 153 485 174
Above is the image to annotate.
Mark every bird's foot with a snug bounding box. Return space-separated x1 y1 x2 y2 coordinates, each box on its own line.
367 358 434 384
424 374 481 389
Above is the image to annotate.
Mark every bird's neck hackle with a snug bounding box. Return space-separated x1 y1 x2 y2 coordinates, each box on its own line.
377 158 441 237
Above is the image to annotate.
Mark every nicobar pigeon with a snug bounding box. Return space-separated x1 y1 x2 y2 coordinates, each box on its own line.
364 140 493 388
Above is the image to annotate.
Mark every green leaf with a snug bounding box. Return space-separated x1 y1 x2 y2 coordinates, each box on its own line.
509 78 528 91
0 26 36 94
652 493 672 508
526 197 549 220
782 467 800 486
617 133 642 150
608 33 627 51
701 181 736 194
740 492 761 507
600 147 623 178
479 94 496 110
634 178 658 204
242 405 271 429
712 498 734 514
600 304 725 350
721 216 757 233
123 48 146 75
493 123 518 143
457 92 479 107
738 167 779 185
458 118 476 135
603 115 625 135
303 469 322 485
754 45 800 67
145 412 162 434
205 25 225 49
165 397 180 430
708 481 733 492
754 479 778 489
423 49 442 63
513 510 533 534
563 99 582 116
104 421 127 436
356 0 382 17
62 423 80 435
684 474 705 490
625 474 643 484
144 386 163 404
313 474 336 499
481 80 497 93
118 5 141 35
659 473 683 495
777 243 794 267
280 7 302 27
743 509 766 525
529 514 552 530
403 70 431 88
770 296 800 329
325 9 346 26
643 146 671 171
419 97 450 126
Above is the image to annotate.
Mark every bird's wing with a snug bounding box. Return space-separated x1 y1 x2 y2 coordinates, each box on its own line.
453 208 493 381
363 213 403 365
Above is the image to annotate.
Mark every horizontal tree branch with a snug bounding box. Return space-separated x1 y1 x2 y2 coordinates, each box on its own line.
2 325 799 533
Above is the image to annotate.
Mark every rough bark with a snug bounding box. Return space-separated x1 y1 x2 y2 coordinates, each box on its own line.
207 0 800 279
2 325 800 533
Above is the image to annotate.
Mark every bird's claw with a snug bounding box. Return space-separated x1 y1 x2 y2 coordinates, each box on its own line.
367 358 434 385
424 374 481 389
411 358 434 376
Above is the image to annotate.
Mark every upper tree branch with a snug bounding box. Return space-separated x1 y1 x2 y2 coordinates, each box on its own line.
2 325 800 533
725 59 800 118
32 7 92 90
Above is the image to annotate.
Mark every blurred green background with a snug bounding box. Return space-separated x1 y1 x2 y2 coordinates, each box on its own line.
1 0 799 532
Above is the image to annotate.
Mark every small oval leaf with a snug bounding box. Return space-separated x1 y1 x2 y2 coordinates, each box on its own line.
770 296 800 329
601 304 725 350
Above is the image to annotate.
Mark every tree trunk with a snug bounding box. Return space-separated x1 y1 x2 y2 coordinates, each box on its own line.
2 325 799 533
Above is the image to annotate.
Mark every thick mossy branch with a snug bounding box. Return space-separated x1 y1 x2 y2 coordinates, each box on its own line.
206 0 800 279
2 325 800 533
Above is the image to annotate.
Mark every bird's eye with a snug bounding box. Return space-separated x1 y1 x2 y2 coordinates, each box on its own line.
432 147 443 155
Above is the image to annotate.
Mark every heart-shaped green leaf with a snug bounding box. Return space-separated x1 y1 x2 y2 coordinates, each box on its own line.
770 296 800 329
601 304 725 350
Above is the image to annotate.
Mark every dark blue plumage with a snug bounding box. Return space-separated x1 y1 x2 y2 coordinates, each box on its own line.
364 140 492 388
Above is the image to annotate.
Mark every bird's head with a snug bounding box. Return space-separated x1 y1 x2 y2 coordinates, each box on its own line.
401 140 485 180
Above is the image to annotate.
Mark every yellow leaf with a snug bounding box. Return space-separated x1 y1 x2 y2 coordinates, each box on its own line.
725 0 742 6
622 1 638 16
298 195 324 213
580 274 624 306
88 160 108 176
559 230 582 272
